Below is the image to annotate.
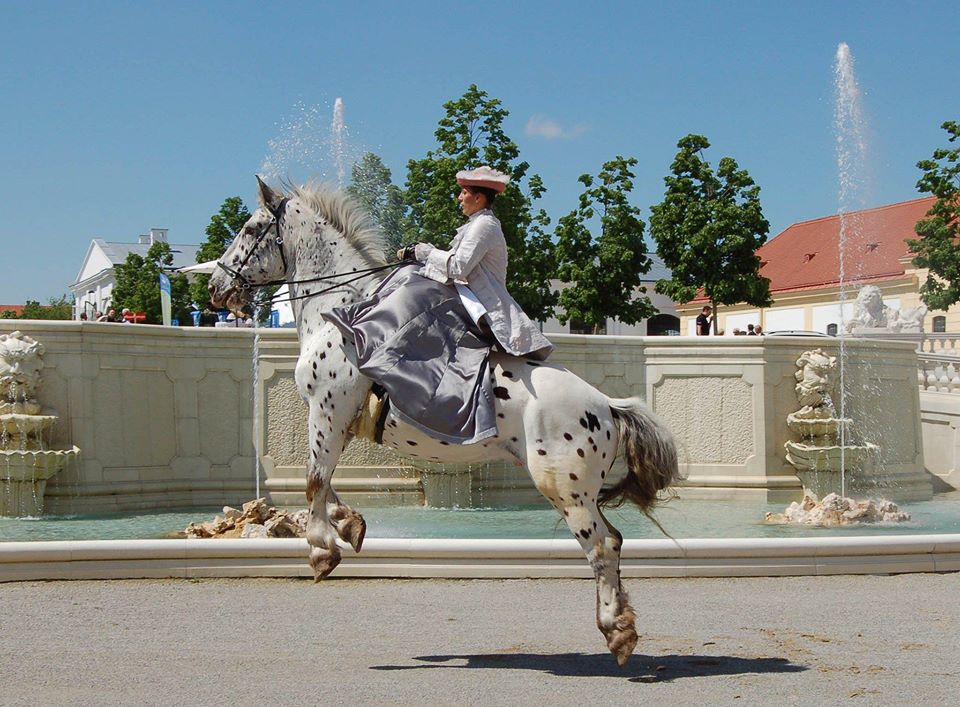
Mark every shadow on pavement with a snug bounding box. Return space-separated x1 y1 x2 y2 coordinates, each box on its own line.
371 652 807 682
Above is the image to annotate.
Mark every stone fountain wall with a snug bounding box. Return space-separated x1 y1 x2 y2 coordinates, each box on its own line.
1 321 933 514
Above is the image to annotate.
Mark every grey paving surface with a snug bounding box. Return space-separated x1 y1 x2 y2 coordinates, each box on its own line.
1 573 958 705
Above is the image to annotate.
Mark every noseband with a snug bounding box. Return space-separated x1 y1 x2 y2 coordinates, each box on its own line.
216 198 289 291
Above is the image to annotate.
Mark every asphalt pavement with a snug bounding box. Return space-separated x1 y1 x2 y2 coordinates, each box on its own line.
2 573 958 705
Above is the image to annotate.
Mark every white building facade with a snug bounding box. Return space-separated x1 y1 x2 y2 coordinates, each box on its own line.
70 228 199 319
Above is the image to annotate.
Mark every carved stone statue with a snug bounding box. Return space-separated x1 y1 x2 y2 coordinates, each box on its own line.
784 347 878 501
0 331 45 415
0 330 79 516
845 285 927 334
793 348 837 414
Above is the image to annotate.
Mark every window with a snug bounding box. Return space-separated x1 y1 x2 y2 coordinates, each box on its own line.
826 323 838 336
569 318 606 335
646 313 681 336
933 316 946 333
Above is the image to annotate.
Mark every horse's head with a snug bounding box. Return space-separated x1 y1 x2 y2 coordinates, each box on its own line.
208 177 290 310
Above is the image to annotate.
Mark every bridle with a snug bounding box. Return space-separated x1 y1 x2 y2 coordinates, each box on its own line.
216 198 290 293
215 197 406 307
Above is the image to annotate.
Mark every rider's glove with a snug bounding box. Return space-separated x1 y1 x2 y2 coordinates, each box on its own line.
414 243 433 261
396 243 433 263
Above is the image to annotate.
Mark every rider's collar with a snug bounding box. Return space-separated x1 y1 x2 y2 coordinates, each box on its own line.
468 208 493 221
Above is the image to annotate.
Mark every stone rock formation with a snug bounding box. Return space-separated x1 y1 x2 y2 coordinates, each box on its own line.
765 493 911 526
184 498 308 538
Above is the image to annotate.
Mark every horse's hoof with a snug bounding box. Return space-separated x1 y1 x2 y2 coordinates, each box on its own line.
603 605 638 667
308 546 341 581
606 626 638 666
337 512 367 553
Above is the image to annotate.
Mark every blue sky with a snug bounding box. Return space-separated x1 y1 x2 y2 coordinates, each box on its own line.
2 0 958 304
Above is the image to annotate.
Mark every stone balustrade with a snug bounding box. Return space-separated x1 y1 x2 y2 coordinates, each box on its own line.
918 353 960 393
920 335 960 356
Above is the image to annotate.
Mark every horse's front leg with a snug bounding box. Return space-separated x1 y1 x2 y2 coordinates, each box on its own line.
304 400 344 581
303 416 366 578
299 340 370 580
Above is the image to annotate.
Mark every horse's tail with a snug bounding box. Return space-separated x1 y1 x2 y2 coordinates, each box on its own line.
599 397 682 513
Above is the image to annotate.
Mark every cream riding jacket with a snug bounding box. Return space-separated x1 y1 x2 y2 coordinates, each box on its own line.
418 209 553 359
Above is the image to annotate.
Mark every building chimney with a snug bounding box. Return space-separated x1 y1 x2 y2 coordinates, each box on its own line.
150 228 168 244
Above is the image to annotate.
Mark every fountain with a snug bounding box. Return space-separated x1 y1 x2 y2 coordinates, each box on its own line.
0 331 79 517
783 348 879 499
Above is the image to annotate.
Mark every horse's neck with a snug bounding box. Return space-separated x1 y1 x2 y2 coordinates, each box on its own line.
289 224 382 339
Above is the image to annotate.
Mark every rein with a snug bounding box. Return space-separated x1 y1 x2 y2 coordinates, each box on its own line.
216 198 407 307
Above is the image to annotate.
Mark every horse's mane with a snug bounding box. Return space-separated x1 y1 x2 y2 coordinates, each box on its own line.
284 181 387 266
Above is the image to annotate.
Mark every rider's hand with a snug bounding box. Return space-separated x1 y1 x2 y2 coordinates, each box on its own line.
396 244 433 262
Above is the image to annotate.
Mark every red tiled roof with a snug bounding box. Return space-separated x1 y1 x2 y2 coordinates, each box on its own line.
0 305 25 315
757 196 937 294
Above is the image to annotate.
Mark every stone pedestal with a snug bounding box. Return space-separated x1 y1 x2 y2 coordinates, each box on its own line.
1 447 80 516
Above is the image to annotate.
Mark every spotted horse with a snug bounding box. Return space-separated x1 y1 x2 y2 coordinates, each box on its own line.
209 177 681 666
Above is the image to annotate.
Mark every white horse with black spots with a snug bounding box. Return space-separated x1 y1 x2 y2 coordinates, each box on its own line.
209 178 680 666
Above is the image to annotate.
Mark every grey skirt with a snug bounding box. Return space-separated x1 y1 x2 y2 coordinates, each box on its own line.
322 265 497 445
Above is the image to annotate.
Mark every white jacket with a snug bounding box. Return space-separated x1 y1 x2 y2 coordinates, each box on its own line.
419 209 553 359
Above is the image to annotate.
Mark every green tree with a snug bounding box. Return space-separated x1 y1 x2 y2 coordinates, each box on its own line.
189 197 251 308
907 121 960 310
649 134 772 333
554 157 656 333
1 295 74 320
111 241 192 324
403 84 557 321
346 152 405 253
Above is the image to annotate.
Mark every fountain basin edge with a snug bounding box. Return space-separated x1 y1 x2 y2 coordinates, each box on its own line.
2 534 958 582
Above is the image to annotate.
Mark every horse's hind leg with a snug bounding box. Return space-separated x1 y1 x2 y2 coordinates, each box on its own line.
529 463 637 666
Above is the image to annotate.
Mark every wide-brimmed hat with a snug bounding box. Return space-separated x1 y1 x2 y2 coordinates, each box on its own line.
456 165 511 193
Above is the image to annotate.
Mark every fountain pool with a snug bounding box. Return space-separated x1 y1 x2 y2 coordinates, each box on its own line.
4 492 960 543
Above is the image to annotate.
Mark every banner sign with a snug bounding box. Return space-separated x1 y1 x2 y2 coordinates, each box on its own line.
159 272 172 326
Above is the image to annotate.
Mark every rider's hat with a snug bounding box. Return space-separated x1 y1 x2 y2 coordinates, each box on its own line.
455 165 511 193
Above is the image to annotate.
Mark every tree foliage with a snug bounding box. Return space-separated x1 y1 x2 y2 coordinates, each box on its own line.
346 152 405 253
111 241 192 324
189 196 251 307
907 121 960 311
402 84 557 320
649 134 771 331
554 156 655 333
1 295 73 320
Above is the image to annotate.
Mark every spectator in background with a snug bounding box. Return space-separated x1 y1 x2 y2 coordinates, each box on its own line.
121 308 134 324
200 304 218 327
696 306 713 336
747 323 756 335
755 325 764 335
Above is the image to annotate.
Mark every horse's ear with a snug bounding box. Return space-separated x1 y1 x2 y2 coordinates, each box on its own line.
256 175 284 211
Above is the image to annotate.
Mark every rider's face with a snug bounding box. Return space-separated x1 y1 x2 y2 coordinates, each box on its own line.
458 187 485 216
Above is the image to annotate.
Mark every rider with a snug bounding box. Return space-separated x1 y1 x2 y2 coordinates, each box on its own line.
402 165 552 360
324 165 551 444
